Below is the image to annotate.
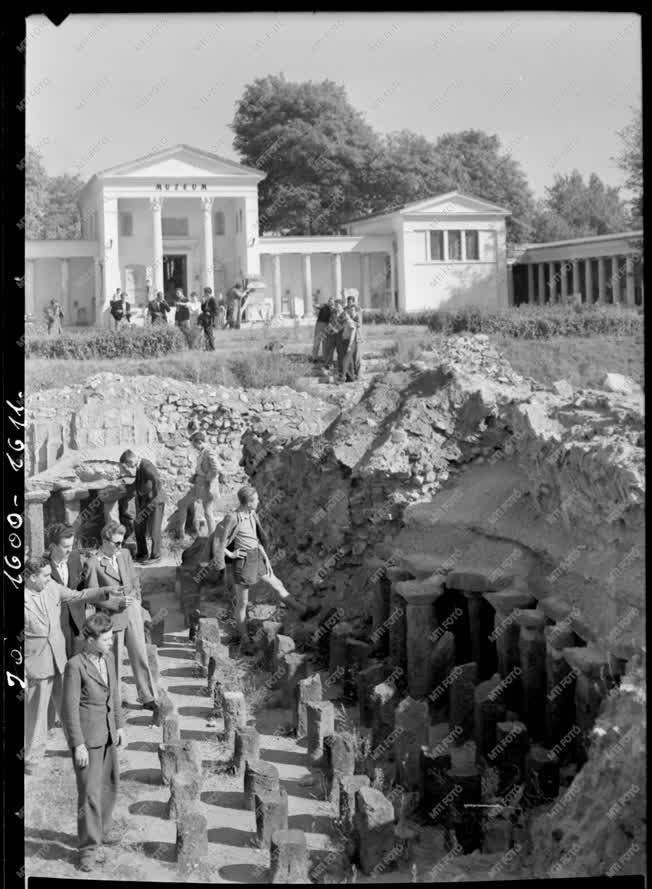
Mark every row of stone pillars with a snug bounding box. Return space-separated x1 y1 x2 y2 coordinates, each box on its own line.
25 484 131 556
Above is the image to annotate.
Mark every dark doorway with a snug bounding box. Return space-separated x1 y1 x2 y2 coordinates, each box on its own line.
163 255 187 304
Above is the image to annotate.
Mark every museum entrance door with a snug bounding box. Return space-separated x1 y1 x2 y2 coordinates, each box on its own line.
163 255 187 304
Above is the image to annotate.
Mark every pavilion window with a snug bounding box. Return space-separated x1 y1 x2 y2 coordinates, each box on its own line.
214 211 225 236
162 217 189 237
465 230 479 260
119 212 133 237
448 230 462 261
429 231 444 261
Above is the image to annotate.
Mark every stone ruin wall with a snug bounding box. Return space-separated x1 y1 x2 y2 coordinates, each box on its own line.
26 373 340 539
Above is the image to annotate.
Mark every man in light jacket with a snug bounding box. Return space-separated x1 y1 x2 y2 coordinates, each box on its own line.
23 555 123 775
84 521 158 716
173 431 222 538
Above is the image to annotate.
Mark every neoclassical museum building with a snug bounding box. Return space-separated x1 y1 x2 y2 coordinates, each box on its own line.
24 144 642 326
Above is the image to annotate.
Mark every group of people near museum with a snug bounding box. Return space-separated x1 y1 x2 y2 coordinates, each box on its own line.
109 281 252 349
311 293 362 382
24 429 317 872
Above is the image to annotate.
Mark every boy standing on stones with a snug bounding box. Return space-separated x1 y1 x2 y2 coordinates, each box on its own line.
210 485 319 653
62 613 125 872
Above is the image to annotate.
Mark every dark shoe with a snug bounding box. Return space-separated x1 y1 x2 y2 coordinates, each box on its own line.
135 554 148 563
141 699 158 711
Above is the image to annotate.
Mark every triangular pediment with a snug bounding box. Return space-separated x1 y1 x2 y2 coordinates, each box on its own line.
96 144 265 181
400 191 511 216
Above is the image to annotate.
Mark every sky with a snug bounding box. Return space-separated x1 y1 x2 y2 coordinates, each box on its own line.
25 12 641 199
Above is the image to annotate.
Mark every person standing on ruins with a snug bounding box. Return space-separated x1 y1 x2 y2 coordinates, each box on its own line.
323 298 345 373
173 431 221 537
312 296 334 362
210 485 320 653
23 556 121 776
109 291 131 329
119 449 165 563
62 612 125 872
174 292 191 332
197 302 216 350
84 521 159 716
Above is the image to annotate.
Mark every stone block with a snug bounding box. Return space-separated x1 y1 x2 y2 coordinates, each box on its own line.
354 786 396 876
370 682 398 750
512 608 546 631
490 721 529 789
233 726 260 775
294 674 322 739
449 662 477 743
393 697 429 791
269 829 310 884
357 662 385 728
339 774 370 835
526 744 560 800
561 645 609 680
255 789 288 850
519 620 547 742
482 816 513 853
398 552 449 580
483 588 536 613
175 810 208 871
421 738 454 823
474 673 507 759
306 701 335 764
258 621 282 670
167 770 201 820
158 740 202 787
278 652 309 708
343 639 372 700
162 714 181 745
222 691 247 747
446 570 512 593
388 584 407 672
314 607 344 663
324 733 355 806
244 760 280 811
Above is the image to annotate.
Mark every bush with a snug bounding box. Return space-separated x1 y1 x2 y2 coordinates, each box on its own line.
363 304 642 338
25 324 188 359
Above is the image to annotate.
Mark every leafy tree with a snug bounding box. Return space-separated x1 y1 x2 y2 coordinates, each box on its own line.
25 145 48 239
614 106 642 228
232 74 381 235
531 170 629 242
25 144 84 239
432 130 536 243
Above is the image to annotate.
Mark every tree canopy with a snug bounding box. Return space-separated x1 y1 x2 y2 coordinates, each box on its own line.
25 145 83 239
614 106 642 228
530 170 629 242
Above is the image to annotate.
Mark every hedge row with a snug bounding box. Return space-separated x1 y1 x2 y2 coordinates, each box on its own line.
363 305 643 338
25 324 189 359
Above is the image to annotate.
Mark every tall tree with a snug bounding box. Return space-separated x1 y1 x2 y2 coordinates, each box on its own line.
232 75 381 235
531 170 628 241
614 106 642 228
25 144 84 238
432 130 536 243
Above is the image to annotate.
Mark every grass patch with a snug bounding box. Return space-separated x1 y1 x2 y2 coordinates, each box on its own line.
493 333 643 389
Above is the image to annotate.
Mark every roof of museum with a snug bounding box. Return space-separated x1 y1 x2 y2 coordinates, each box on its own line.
341 190 512 225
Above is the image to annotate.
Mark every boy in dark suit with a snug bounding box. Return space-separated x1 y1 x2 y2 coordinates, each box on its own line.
119 449 165 562
47 523 91 659
62 612 125 872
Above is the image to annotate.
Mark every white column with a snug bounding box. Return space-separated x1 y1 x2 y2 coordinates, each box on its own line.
93 259 102 324
443 230 449 262
547 262 556 304
244 193 261 278
302 254 313 314
597 257 606 304
611 256 620 304
101 196 120 325
150 196 164 295
25 259 36 317
361 254 371 308
272 254 282 317
201 196 214 292
537 263 545 306
625 255 635 306
585 258 593 304
527 264 535 305
60 259 70 321
389 250 397 310
560 260 568 304
332 253 342 300
571 260 579 297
